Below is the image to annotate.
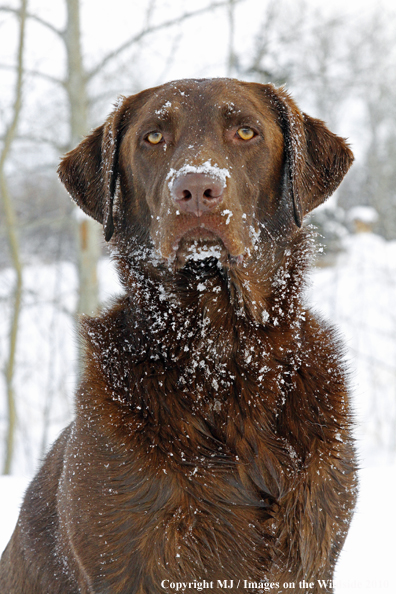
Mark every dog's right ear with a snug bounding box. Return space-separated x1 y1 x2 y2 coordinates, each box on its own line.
58 104 125 242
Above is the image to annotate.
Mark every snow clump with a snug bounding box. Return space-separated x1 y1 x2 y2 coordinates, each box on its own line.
166 160 230 191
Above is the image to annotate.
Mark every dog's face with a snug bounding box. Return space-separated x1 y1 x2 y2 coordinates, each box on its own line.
120 79 285 267
59 79 353 270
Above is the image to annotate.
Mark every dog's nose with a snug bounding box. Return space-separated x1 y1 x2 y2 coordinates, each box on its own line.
171 172 224 216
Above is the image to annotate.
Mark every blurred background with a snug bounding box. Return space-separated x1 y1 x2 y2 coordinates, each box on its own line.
1 0 396 589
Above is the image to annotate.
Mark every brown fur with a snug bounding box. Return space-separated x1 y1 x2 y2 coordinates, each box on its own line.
0 79 357 594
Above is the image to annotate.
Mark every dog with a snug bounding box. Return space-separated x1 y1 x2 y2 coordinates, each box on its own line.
0 79 357 593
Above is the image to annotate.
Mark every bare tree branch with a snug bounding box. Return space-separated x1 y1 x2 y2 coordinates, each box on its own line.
87 0 234 81
0 0 27 475
12 133 68 153
0 5 64 38
143 0 157 29
0 62 65 86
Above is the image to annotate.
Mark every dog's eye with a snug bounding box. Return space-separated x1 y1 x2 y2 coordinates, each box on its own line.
236 127 255 141
147 132 163 145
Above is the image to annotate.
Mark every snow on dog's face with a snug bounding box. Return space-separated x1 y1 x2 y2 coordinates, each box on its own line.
58 78 353 269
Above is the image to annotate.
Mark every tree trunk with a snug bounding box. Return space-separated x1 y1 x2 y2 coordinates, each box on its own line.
0 0 28 474
227 0 237 77
65 0 101 322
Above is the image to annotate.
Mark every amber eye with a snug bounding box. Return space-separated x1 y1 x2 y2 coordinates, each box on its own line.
147 131 163 144
236 127 255 141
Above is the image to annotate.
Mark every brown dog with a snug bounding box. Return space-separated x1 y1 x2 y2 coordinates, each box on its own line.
0 79 357 594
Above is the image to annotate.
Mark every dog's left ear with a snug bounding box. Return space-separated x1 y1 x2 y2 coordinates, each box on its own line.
259 84 354 227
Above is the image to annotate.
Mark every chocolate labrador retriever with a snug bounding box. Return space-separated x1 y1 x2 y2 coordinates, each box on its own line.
0 78 357 594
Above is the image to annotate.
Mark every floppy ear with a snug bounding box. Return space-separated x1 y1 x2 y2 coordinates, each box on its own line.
262 85 354 227
58 99 126 242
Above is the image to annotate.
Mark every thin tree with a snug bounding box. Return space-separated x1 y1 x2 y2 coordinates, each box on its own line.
65 0 101 319
227 0 237 77
0 0 28 474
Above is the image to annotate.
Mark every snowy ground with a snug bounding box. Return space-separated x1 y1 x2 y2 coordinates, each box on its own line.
334 465 396 593
1 231 396 588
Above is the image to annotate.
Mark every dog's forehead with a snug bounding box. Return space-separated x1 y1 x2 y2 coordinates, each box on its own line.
141 78 271 122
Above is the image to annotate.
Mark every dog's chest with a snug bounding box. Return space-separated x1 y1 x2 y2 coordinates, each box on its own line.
63 431 280 589
73 299 308 588
147 480 274 586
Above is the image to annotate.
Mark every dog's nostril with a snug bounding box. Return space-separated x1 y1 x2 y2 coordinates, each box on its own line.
182 190 192 201
204 188 216 199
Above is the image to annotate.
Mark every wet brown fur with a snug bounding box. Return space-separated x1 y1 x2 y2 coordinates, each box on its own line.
0 79 357 594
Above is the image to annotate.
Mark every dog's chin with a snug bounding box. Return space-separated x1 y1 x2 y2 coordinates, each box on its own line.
171 229 240 271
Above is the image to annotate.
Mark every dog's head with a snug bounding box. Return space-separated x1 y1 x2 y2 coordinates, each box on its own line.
58 79 353 269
